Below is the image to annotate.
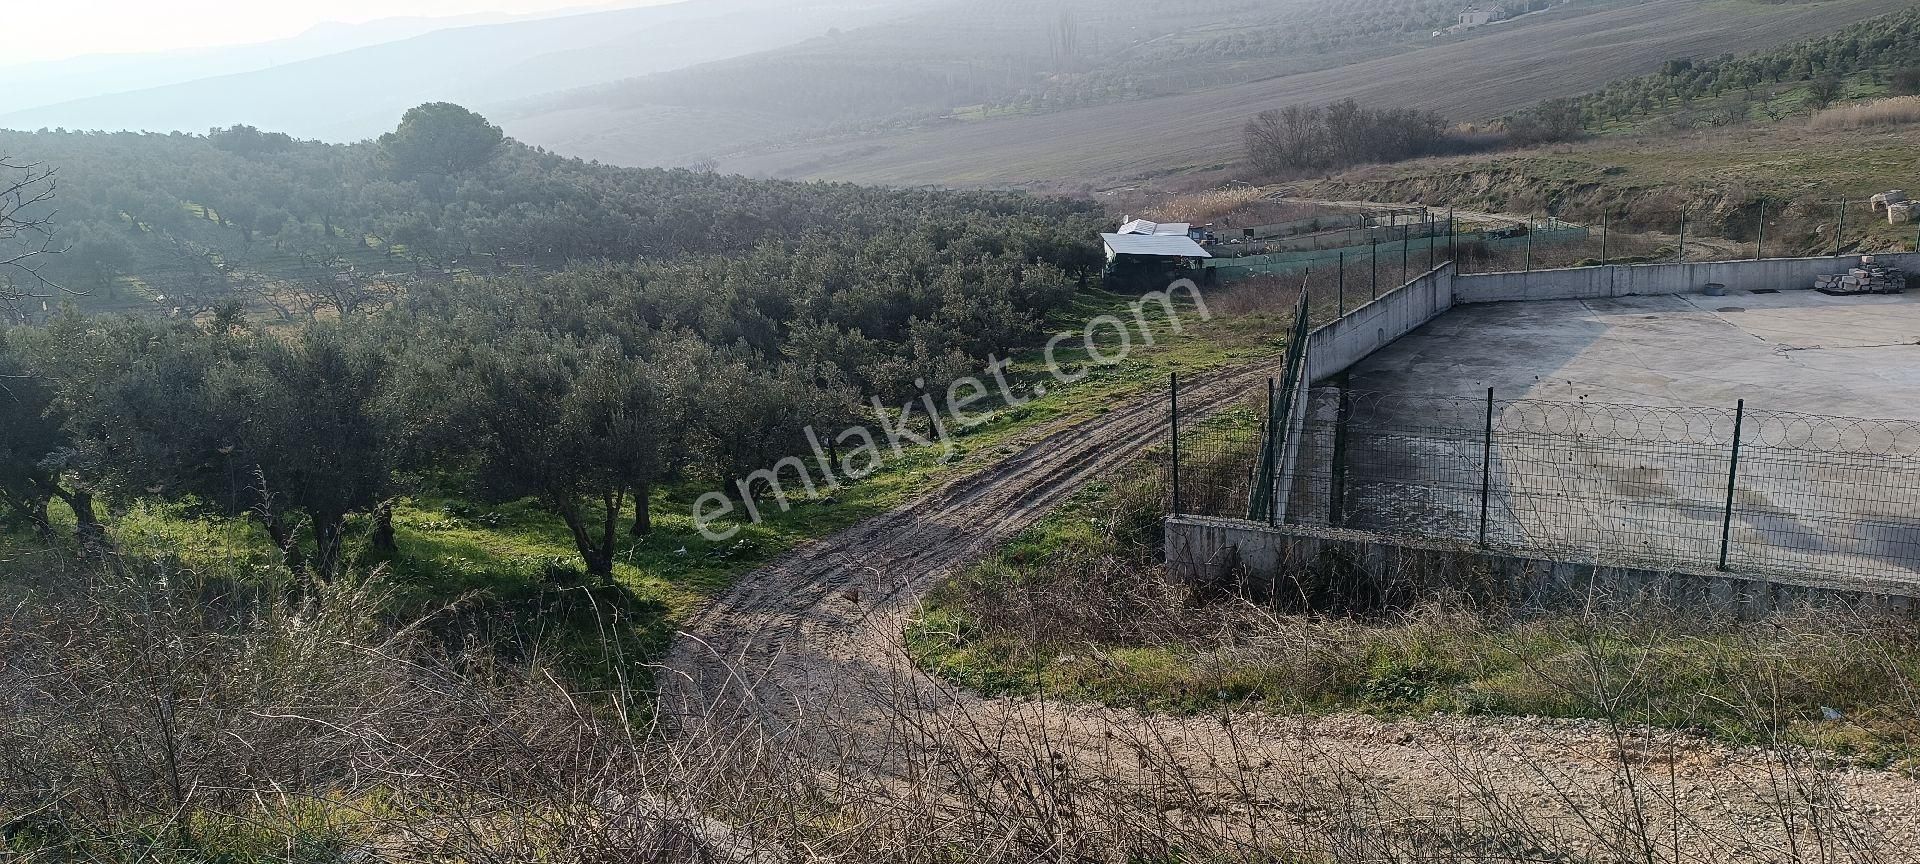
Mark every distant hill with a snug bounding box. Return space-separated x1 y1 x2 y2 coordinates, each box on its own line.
496 0 1920 188
0 0 927 142
0 10 561 117
0 115 1099 319
497 0 1522 170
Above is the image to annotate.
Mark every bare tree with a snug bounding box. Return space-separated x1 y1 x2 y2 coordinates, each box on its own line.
0 156 61 318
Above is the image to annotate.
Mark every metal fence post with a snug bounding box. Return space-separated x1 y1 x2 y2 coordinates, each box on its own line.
1718 399 1746 572
1401 227 1409 286
1427 214 1436 271
1678 209 1687 263
1755 201 1765 261
1479 387 1495 547
1601 211 1609 262
1371 239 1379 299
1266 376 1278 524
1267 376 1278 451
1837 198 1847 255
1524 222 1533 274
1169 372 1182 517
1337 252 1346 315
1330 376 1351 526
1448 210 1457 266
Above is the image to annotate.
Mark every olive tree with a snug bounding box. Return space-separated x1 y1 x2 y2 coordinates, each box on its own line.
391 327 668 580
0 327 97 539
61 314 391 578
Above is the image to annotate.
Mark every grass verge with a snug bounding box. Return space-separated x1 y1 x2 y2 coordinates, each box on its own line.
908 457 1920 773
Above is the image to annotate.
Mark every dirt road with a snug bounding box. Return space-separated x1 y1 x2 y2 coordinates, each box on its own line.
660 359 1920 861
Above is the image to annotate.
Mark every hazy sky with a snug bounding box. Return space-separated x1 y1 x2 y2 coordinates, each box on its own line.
13 0 653 65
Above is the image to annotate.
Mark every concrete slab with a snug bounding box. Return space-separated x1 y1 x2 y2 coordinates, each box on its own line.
1345 289 1920 417
1293 288 1920 586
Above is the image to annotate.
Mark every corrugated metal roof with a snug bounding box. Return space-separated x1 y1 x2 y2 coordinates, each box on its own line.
1117 220 1193 236
1102 233 1212 258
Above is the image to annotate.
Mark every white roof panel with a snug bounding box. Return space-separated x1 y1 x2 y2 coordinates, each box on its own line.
1116 219 1194 236
1102 233 1212 258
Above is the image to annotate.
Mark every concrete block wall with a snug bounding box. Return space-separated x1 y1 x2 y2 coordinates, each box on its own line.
1165 516 1920 615
1453 253 1920 304
1304 262 1454 383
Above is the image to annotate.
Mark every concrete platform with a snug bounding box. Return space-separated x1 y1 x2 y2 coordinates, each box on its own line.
1295 288 1920 586
1345 288 1920 417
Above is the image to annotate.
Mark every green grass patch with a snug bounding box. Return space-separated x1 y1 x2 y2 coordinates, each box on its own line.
909 462 1920 771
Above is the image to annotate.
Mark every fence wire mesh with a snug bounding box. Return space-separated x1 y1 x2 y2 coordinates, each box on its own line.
1174 384 1920 585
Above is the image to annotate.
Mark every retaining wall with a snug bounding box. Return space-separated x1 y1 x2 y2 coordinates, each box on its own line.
1164 516 1920 615
1303 263 1454 383
1453 253 1920 304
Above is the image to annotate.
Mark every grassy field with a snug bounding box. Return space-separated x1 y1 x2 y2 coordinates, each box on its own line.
687 0 1915 189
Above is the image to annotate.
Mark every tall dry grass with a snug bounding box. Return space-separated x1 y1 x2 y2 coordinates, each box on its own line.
1809 96 1920 130
1137 188 1319 227
0 549 1906 863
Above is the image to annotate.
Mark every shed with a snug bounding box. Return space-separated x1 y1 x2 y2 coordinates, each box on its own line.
1101 232 1213 262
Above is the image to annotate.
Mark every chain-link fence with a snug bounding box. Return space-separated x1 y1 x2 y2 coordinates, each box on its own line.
1172 382 1920 585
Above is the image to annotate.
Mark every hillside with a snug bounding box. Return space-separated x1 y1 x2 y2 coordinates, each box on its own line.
1290 5 1920 255
1298 121 1920 250
500 0 1917 188
0 115 1099 321
497 0 1557 170
0 0 926 142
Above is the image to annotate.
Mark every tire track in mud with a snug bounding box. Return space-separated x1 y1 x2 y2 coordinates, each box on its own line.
663 359 1269 718
660 359 1920 860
